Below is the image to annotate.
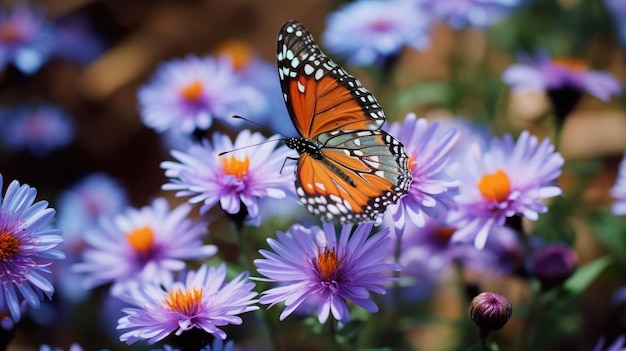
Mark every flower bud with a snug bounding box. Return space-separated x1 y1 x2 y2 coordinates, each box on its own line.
470 292 512 331
531 244 577 290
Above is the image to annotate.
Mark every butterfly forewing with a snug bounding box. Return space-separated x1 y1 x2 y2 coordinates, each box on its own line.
277 20 386 139
278 20 412 224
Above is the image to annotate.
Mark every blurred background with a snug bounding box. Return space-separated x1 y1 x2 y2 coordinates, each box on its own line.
0 0 626 350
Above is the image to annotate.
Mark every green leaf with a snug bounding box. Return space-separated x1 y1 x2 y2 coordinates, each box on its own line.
563 255 612 294
394 81 453 110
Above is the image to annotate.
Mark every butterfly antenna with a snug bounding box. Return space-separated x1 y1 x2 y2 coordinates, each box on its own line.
231 115 285 137
217 139 284 156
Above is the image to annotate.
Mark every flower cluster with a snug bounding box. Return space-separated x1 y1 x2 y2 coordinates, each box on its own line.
2 0 626 350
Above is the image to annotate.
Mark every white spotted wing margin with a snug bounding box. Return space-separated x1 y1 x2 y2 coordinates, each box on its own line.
276 20 387 137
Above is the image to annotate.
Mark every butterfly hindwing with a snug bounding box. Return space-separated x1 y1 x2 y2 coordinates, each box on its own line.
295 130 411 223
277 20 386 139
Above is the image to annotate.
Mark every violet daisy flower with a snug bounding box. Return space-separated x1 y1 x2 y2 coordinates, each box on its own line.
56 173 128 242
0 173 64 322
611 152 626 216
138 55 265 134
0 3 54 74
1 104 75 157
449 131 563 249
161 129 296 226
117 264 258 345
255 222 399 323
385 113 461 235
73 198 217 295
420 0 523 29
502 52 622 123
322 0 431 67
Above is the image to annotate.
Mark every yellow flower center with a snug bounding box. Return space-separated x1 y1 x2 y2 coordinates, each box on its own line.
180 81 204 102
317 246 339 279
477 169 511 202
221 155 250 179
216 40 254 71
0 230 20 259
125 226 155 253
552 57 587 73
164 287 203 315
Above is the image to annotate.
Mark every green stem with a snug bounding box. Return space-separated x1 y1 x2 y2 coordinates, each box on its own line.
479 329 491 351
235 227 282 351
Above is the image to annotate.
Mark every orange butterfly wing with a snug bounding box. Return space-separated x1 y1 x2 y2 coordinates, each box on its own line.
278 20 412 223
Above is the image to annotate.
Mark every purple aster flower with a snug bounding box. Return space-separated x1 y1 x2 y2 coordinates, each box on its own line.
56 173 128 242
0 3 54 73
216 42 295 135
611 153 626 216
161 129 296 226
1 104 75 157
322 0 431 67
385 113 461 235
0 173 64 322
420 0 523 29
138 55 265 134
502 52 622 101
55 173 128 301
52 14 105 64
73 197 217 295
117 264 258 344
255 222 399 323
449 131 564 249
502 52 622 123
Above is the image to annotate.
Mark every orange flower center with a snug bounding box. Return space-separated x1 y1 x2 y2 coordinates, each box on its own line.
180 81 204 102
477 169 511 202
164 287 203 315
0 231 20 259
317 246 339 279
434 226 457 244
125 226 155 253
221 155 250 179
216 40 254 71
552 58 587 73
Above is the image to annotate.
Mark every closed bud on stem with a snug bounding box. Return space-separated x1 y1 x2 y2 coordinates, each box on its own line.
531 244 577 290
470 292 513 332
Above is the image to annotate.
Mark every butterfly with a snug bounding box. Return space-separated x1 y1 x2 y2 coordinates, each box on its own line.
277 20 412 224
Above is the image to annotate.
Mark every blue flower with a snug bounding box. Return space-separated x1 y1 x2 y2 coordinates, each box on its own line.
0 3 54 74
322 0 431 67
73 198 217 295
502 52 622 102
161 130 296 226
255 222 399 323
449 131 563 249
421 0 523 29
138 55 266 134
117 264 258 344
1 104 75 157
0 174 64 322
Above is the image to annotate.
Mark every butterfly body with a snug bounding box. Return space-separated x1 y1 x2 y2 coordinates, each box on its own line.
278 20 412 224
